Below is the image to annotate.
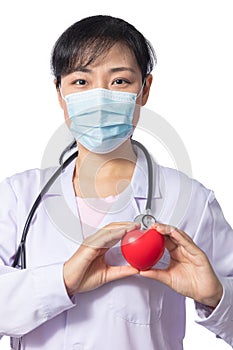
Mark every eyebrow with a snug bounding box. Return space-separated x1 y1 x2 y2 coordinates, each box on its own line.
110 67 136 74
73 66 136 74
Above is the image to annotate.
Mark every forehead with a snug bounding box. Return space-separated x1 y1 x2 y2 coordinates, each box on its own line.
74 42 141 72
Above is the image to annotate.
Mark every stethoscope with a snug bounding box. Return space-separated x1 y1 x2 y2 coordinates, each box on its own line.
12 139 156 270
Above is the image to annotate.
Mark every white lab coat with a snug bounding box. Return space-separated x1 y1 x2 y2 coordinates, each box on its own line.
0 146 233 349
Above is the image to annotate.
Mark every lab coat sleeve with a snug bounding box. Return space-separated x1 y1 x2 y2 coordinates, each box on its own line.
193 192 233 347
0 178 76 337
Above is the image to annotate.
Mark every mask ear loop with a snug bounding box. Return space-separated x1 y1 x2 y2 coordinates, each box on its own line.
59 84 66 101
57 82 77 165
136 79 146 99
55 76 66 101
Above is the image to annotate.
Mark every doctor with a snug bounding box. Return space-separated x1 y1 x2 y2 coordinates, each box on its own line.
0 15 233 349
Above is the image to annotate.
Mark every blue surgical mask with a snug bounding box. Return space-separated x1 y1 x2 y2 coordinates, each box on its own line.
63 88 137 153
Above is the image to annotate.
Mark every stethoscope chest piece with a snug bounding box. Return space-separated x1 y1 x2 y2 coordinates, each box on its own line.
134 213 157 230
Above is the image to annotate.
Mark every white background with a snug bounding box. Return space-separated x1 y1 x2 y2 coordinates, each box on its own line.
0 1 232 349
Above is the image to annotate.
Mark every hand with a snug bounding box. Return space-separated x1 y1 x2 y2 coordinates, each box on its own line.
63 222 140 296
140 224 223 308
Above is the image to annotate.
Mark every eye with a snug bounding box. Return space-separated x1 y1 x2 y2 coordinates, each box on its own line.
73 79 87 85
113 79 130 85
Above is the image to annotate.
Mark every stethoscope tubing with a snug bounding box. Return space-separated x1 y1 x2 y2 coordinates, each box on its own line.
12 139 153 269
131 139 153 211
12 150 78 268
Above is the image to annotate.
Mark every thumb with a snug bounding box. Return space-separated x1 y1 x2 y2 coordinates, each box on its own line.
106 265 139 283
139 269 171 287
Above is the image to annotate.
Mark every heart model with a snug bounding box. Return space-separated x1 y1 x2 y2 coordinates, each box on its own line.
121 228 165 270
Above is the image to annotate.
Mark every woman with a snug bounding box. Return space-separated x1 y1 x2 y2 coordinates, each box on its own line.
0 15 232 349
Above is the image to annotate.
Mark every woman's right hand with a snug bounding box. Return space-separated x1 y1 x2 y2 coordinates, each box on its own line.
63 222 140 296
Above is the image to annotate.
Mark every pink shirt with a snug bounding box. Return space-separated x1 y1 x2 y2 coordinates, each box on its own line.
76 195 119 238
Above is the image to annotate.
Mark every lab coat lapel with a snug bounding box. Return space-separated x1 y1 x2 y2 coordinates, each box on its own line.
42 158 84 244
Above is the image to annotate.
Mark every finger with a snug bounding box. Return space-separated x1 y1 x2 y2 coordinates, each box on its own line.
83 222 141 250
139 268 171 287
159 225 194 249
150 223 179 252
103 222 141 243
151 223 177 236
104 222 141 231
153 224 200 255
106 265 139 283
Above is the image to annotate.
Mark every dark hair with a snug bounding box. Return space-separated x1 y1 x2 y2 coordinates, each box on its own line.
51 15 157 88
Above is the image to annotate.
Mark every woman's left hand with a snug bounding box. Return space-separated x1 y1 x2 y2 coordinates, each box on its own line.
140 224 223 308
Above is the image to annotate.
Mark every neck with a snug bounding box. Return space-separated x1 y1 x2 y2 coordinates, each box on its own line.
73 139 137 197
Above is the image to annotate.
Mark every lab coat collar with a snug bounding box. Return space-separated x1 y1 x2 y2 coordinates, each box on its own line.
42 144 161 242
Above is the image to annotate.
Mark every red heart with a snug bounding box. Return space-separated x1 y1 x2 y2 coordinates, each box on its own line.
121 228 165 270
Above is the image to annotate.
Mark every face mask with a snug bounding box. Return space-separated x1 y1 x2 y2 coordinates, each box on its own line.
63 88 138 154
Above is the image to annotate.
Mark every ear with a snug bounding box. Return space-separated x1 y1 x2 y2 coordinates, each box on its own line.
141 74 153 106
54 79 64 109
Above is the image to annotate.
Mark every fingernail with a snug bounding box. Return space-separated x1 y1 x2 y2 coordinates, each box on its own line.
166 225 176 233
155 224 175 233
155 224 163 232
